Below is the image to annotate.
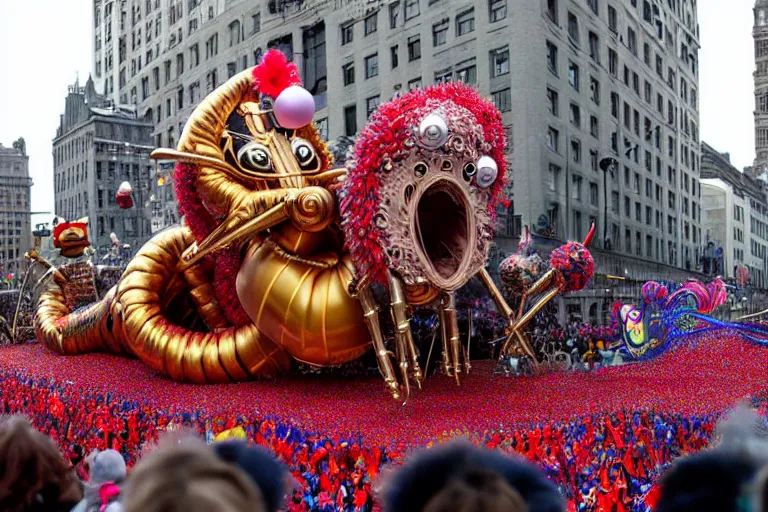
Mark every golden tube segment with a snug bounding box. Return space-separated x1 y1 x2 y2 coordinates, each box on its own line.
440 292 462 386
387 271 423 391
236 237 371 367
500 286 560 362
358 287 401 401
116 227 291 382
438 303 453 377
36 288 115 356
477 268 513 319
516 268 557 320
182 262 229 330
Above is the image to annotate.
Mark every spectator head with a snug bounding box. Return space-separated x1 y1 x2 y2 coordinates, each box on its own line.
124 435 265 512
380 439 563 512
212 440 289 512
0 415 83 512
655 405 768 512
88 449 127 485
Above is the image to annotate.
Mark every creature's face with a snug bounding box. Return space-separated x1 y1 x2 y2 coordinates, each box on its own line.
220 101 327 194
53 221 90 258
375 103 499 290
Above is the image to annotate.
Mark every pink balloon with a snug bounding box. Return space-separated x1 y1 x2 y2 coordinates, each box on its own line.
273 85 316 129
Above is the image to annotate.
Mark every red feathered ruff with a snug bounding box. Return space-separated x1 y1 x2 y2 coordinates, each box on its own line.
252 50 302 98
339 82 508 283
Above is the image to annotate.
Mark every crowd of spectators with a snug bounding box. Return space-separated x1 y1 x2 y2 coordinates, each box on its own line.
3 365 767 511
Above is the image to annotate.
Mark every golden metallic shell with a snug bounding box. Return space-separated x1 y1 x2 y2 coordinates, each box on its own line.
236 237 371 366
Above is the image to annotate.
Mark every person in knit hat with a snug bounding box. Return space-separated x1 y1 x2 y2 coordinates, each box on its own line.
71 449 126 512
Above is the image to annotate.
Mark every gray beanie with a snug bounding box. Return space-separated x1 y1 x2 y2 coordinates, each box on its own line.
90 449 127 484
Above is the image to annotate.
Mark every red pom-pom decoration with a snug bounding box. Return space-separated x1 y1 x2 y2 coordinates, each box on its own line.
549 241 595 293
252 50 302 99
116 181 134 209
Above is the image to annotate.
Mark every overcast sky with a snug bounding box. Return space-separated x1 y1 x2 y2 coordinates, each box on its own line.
0 0 758 227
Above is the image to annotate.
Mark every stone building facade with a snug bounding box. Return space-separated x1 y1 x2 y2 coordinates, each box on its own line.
0 140 33 273
701 141 768 290
754 0 768 174
92 0 703 321
53 77 154 258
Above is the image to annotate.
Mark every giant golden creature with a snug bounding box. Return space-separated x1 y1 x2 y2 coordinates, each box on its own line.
36 50 538 402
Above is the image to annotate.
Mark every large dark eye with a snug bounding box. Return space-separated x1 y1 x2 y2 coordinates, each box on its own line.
291 137 319 171
237 142 272 173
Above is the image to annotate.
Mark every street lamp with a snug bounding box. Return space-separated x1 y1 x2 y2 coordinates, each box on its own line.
599 157 619 250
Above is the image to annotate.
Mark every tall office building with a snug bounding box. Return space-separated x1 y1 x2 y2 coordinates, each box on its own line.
94 0 702 322
755 0 768 175
53 77 154 257
0 139 33 273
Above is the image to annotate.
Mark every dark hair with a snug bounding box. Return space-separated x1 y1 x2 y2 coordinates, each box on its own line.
212 440 288 512
0 416 83 512
654 450 756 512
382 440 563 512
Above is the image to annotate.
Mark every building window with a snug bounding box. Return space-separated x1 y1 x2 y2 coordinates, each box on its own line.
361 54 379 80
590 182 599 206
546 41 558 75
587 0 598 15
391 45 399 68
571 175 583 201
547 88 558 116
489 0 506 22
569 103 580 128
627 27 637 55
177 86 183 109
588 32 600 63
341 22 353 45
205 33 218 58
490 46 509 77
547 126 559 152
404 0 419 20
608 4 617 32
433 19 448 46
547 0 558 23
491 88 511 112
408 35 421 61
366 95 380 118
571 139 581 163
590 115 599 138
190 43 199 67
228 20 241 47
435 68 452 83
455 62 476 84
568 61 579 91
568 12 579 43
176 53 184 77
364 11 378 35
205 69 217 91
456 8 474 36
344 104 357 136
590 77 600 104
549 164 561 192
389 1 400 28
343 63 354 86
608 48 617 76
408 77 422 90
227 61 236 78
251 13 261 35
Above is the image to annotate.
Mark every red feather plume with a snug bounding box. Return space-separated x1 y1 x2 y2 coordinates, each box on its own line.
252 50 302 98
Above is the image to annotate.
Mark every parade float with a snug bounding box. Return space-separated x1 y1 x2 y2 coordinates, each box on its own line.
3 50 768 511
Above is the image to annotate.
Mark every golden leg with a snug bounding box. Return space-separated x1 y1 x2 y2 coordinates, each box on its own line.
440 292 462 386
438 302 453 377
358 287 401 401
387 271 422 394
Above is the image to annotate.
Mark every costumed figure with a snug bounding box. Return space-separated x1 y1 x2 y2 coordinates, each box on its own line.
32 50 529 403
